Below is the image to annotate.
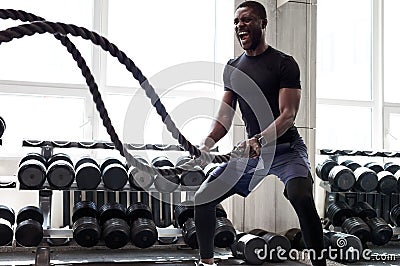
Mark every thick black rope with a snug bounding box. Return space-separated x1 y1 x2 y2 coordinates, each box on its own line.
0 11 233 176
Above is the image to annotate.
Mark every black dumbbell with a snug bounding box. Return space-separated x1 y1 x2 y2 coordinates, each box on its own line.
127 202 158 248
384 162 400 175
326 201 371 244
47 153 75 189
352 202 392 245
324 231 362 263
390 204 400 226
75 157 101 190
100 158 128 190
214 217 236 248
99 202 129 249
176 156 206 190
72 201 100 247
342 161 378 192
151 156 180 193
376 171 398 195
230 232 266 265
15 206 44 247
248 229 290 262
282 228 330 251
127 155 154 191
174 201 197 248
0 116 5 138
364 162 384 174
0 205 15 246
216 204 227 218
317 160 355 191
18 153 47 189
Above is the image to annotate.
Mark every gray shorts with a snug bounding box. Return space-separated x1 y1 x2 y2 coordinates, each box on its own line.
208 136 311 197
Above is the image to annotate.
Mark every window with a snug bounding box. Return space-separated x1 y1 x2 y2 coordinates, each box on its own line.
383 0 400 103
0 0 93 84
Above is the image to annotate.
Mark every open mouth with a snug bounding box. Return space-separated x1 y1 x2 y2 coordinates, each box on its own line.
238 31 250 40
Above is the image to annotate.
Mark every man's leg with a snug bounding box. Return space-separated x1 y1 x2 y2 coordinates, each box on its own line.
285 176 326 266
194 187 236 265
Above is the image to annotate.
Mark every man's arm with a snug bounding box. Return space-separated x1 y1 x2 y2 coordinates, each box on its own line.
257 88 301 145
200 91 237 151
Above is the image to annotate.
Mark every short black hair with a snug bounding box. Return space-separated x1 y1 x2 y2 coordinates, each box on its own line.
236 1 267 19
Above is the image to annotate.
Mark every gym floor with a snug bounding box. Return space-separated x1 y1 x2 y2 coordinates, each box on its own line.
1 242 400 266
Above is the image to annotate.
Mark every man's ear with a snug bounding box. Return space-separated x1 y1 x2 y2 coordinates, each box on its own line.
262 18 268 29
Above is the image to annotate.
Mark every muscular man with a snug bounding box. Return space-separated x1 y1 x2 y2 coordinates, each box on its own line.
195 1 326 266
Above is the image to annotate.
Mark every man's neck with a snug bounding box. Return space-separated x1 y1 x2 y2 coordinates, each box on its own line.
245 42 269 56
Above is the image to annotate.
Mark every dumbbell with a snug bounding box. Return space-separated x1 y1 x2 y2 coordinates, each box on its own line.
384 162 400 175
75 157 101 190
248 229 290 262
326 201 371 244
174 201 197 248
323 230 363 263
341 160 378 192
127 202 158 248
128 155 154 191
151 156 180 193
230 232 266 265
100 158 128 190
352 201 393 246
364 162 384 174
99 202 129 249
72 201 100 247
390 204 400 226
176 156 206 190
0 205 15 246
18 153 47 189
15 206 44 247
214 216 236 248
376 171 398 194
316 159 355 191
0 116 5 138
282 228 331 250
47 153 75 189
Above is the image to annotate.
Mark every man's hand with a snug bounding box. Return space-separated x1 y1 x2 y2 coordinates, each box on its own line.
233 137 261 158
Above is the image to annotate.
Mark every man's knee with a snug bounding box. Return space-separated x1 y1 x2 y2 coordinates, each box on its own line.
285 177 314 206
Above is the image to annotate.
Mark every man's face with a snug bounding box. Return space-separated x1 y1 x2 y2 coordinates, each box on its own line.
234 7 265 51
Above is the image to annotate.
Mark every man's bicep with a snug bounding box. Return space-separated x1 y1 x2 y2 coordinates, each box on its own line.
218 91 237 118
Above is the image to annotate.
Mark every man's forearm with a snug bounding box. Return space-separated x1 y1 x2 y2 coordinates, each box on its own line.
259 113 295 144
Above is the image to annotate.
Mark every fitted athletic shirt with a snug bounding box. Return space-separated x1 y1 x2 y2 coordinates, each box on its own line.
223 45 301 144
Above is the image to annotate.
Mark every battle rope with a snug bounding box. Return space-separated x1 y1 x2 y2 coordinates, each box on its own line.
0 10 236 177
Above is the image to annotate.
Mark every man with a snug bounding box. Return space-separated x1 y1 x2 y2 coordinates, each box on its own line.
194 1 326 266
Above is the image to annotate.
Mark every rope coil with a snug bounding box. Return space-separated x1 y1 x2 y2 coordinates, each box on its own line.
0 9 235 178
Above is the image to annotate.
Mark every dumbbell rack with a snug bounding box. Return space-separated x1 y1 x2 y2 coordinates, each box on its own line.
318 148 400 235
0 139 232 265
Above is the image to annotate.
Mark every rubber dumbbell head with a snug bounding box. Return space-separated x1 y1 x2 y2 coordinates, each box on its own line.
376 171 398 195
126 202 153 225
352 201 377 220
214 217 236 248
75 157 101 190
364 162 384 174
316 159 338 181
73 217 101 247
248 229 290 262
130 217 158 248
47 153 75 189
328 165 355 191
233 233 267 265
101 158 128 190
326 201 354 226
18 153 47 189
353 167 378 192
174 201 194 228
181 218 198 249
341 217 371 244
325 231 363 263
102 218 130 249
15 206 44 247
99 202 127 226
340 160 361 172
0 205 15 246
384 162 400 175
128 156 154 190
364 217 393 246
216 204 227 218
72 201 98 223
